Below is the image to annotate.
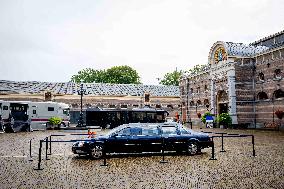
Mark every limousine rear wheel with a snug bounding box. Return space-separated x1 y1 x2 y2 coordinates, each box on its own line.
90 144 103 159
187 142 199 155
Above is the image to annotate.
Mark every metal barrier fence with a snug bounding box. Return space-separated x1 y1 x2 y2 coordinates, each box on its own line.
200 131 256 160
32 130 256 170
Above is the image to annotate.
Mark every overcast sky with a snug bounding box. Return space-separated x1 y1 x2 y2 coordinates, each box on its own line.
0 0 283 84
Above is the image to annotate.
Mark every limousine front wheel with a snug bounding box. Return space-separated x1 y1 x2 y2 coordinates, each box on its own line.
187 142 199 155
90 144 103 159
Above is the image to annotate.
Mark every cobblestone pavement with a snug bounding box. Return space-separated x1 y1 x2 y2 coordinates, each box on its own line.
0 127 283 189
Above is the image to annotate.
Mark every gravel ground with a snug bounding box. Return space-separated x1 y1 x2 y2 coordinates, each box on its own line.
0 127 283 189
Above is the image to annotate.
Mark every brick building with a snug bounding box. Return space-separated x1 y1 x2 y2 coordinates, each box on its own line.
180 30 284 128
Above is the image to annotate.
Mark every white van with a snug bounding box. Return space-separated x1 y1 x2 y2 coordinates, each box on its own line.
1 100 70 132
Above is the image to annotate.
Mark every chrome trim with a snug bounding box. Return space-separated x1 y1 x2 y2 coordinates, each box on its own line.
124 143 136 146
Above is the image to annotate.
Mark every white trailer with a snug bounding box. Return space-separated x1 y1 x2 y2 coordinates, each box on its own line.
1 100 70 132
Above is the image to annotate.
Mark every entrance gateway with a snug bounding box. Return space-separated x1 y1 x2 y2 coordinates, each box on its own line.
208 43 238 124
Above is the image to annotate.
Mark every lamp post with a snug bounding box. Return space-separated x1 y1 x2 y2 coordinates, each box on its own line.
77 81 86 127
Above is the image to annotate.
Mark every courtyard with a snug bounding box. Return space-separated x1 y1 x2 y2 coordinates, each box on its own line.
0 127 283 189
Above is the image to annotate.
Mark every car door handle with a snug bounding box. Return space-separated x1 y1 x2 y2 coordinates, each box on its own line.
124 143 136 146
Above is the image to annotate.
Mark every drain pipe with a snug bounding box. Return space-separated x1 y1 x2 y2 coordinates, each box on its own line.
252 61 256 128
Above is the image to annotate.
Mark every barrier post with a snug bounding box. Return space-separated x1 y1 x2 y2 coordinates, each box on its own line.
252 135 256 157
209 137 217 160
160 137 168 163
100 141 108 166
34 140 43 170
48 135 52 155
29 138 33 161
45 137 50 160
220 133 226 152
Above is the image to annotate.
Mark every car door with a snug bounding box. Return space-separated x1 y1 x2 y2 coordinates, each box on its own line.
106 127 132 153
137 126 162 153
161 126 182 151
124 127 143 153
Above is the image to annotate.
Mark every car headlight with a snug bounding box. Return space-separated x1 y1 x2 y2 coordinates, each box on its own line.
72 142 78 147
78 142 84 147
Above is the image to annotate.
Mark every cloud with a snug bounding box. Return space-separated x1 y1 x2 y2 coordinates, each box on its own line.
0 0 283 84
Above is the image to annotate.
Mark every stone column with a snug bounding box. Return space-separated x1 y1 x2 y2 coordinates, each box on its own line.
227 70 238 124
210 79 216 115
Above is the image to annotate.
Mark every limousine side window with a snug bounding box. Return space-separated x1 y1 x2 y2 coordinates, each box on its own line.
117 127 131 136
142 127 160 136
116 127 142 136
180 127 190 134
161 126 177 135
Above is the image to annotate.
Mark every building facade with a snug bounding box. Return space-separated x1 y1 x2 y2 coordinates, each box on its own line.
180 30 284 128
0 81 180 123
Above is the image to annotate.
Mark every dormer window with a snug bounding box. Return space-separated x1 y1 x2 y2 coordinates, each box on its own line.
258 72 264 81
274 69 281 79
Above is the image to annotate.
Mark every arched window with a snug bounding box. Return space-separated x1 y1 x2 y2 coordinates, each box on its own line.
204 99 209 106
197 100 202 106
190 88 193 94
204 85 208 91
258 72 264 81
274 89 284 99
190 101 195 106
257 92 268 100
197 87 200 93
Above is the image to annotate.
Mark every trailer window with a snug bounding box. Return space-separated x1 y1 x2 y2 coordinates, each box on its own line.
48 107 54 111
3 106 8 110
63 109 69 115
33 110 36 114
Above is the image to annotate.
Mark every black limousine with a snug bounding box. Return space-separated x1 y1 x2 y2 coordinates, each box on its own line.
72 123 213 159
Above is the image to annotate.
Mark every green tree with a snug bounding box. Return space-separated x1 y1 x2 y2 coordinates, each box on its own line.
71 68 105 83
187 64 208 75
104 65 141 84
159 69 183 86
71 65 141 84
